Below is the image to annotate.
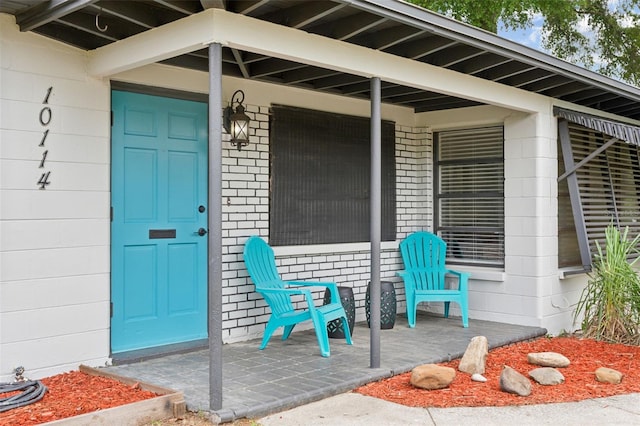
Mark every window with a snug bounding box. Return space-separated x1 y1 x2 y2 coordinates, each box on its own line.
434 126 505 266
558 120 640 268
269 105 396 246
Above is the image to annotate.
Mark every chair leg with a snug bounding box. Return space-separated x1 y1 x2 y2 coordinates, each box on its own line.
407 302 417 328
341 315 353 345
444 301 450 318
406 291 416 328
460 297 469 328
282 324 295 340
260 320 279 350
310 310 331 357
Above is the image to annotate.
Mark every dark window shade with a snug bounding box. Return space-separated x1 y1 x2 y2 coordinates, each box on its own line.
435 126 504 266
269 105 396 246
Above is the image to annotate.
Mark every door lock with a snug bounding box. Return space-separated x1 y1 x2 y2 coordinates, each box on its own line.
197 228 208 236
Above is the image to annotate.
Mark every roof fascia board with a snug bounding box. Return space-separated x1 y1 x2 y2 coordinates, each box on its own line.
87 9 216 76
88 8 547 113
343 0 640 102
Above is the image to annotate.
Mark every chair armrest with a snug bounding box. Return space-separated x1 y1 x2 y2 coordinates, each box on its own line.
257 287 306 296
257 287 317 308
285 281 340 304
445 269 470 291
285 280 334 288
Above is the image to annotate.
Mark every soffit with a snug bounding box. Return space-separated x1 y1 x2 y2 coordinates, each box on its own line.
2 0 640 120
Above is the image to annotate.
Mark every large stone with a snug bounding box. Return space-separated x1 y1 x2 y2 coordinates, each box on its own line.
410 364 456 390
595 367 623 384
458 336 489 374
527 352 570 368
500 365 532 396
529 367 565 385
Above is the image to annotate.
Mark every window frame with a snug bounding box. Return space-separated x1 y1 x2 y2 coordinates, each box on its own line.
558 119 640 269
268 105 396 246
434 126 505 267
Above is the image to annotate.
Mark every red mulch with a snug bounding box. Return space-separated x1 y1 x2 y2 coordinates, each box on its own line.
355 336 640 407
2 337 639 424
0 371 158 425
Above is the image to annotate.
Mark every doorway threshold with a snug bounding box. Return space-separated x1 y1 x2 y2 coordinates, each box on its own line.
111 339 208 365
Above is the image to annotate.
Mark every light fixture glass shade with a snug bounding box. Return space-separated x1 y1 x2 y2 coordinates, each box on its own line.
230 104 250 149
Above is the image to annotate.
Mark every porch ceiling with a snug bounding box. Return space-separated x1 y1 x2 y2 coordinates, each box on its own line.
3 0 640 120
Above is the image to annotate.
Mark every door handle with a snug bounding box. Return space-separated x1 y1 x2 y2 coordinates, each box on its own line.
197 228 208 236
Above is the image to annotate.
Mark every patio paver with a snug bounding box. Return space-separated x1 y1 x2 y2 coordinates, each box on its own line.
104 313 546 422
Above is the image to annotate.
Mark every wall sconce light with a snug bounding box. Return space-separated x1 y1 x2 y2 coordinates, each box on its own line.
223 90 250 151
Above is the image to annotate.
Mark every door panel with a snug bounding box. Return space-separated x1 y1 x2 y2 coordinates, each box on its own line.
111 90 208 353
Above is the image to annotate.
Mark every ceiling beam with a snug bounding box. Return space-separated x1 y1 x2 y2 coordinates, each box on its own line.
16 0 99 32
231 48 251 78
259 2 346 29
89 1 159 29
200 0 225 9
154 0 202 15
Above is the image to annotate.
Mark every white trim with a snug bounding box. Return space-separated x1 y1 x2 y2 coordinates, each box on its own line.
558 267 589 280
273 240 399 256
448 265 506 282
88 9 548 115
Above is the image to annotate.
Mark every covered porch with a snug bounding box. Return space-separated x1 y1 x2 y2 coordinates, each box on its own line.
105 314 546 423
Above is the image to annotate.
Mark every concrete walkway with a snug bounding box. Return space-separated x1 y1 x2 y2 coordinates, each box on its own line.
259 392 640 426
105 313 545 423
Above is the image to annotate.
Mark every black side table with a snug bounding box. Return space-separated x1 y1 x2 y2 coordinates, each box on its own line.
366 281 397 329
323 286 355 338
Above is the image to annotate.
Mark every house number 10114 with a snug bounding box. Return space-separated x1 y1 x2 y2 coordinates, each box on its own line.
37 86 53 189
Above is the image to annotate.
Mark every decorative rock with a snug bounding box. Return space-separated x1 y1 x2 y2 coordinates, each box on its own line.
595 367 623 384
471 373 487 382
527 352 570 368
410 364 456 390
458 336 489 374
500 365 532 396
529 367 565 385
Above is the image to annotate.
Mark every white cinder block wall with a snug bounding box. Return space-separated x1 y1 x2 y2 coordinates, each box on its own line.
0 14 111 382
1 11 594 381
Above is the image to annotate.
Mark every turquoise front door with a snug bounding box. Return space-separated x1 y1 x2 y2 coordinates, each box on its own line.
111 90 208 353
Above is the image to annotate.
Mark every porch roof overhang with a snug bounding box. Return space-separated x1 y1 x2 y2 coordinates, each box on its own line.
2 0 640 120
86 8 547 115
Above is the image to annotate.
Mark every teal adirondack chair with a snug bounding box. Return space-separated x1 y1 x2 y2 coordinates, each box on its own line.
243 236 352 357
397 231 469 328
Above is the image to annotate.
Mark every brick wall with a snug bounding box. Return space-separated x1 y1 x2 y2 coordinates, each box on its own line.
219 105 430 342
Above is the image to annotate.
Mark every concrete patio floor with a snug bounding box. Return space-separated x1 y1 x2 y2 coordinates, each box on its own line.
104 313 546 423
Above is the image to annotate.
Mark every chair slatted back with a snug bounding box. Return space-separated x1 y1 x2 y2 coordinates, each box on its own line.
244 236 294 315
399 231 447 291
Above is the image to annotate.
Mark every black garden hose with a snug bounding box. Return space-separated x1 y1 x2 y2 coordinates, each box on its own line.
0 380 47 413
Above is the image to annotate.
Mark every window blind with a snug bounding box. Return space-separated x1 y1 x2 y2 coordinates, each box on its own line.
563 122 640 262
435 126 504 266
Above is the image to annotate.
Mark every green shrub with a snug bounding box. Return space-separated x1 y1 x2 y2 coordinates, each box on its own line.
574 223 640 345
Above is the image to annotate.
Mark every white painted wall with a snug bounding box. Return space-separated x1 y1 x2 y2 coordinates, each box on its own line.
418 105 584 335
0 14 111 381
0 5 596 382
